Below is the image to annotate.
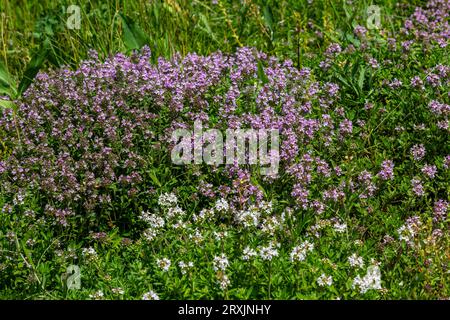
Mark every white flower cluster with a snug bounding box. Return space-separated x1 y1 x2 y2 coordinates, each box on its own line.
82 247 98 261
397 218 422 246
235 209 260 228
156 257 171 272
213 254 231 290
290 240 314 262
214 198 229 212
192 208 215 223
158 192 178 208
348 253 364 268
258 201 273 215
89 290 104 300
352 265 382 294
397 225 414 243
143 228 158 241
258 242 279 261
142 290 160 300
112 287 125 295
157 192 186 221
140 211 165 242
234 201 273 229
242 247 258 261
140 211 165 227
189 229 204 244
333 221 347 233
172 220 189 230
213 254 229 271
178 261 194 275
213 231 228 241
167 206 186 219
260 216 283 235
317 273 333 287
217 272 231 290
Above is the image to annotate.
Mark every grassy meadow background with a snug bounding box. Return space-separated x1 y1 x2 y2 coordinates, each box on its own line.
1 0 415 78
0 0 449 300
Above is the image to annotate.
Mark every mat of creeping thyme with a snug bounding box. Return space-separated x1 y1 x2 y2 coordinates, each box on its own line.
0 0 449 300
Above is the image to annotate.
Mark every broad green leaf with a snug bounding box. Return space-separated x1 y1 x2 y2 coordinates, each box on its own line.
358 66 366 92
149 170 161 187
0 99 15 110
120 13 148 51
17 39 51 96
199 13 217 42
257 60 269 84
263 5 274 32
0 61 16 97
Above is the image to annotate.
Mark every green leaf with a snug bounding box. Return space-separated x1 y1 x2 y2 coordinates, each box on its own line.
263 5 274 32
358 66 366 92
17 39 51 97
0 99 16 110
0 61 14 88
199 13 217 43
0 61 16 97
149 170 161 187
120 13 148 51
345 33 360 47
257 60 269 85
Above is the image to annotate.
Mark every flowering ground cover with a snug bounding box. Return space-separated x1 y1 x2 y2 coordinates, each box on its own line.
0 0 449 300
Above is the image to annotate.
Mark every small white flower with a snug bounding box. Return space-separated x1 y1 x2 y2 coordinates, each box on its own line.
235 209 259 228
348 253 364 268
213 254 229 271
172 220 189 230
142 227 159 242
142 290 160 300
290 240 314 262
352 265 382 294
242 247 257 261
260 216 282 235
189 229 203 244
317 274 333 287
82 247 98 261
89 290 104 300
333 221 347 233
158 192 178 208
192 208 214 223
259 243 279 261
179 261 194 275
214 198 229 212
397 224 417 245
112 287 125 295
140 211 165 228
213 231 228 241
258 201 273 214
167 206 185 219
156 258 171 272
216 272 230 290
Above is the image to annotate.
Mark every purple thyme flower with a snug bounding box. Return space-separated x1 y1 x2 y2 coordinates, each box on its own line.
378 160 395 180
339 119 353 135
444 155 450 169
410 76 424 90
389 78 403 89
324 43 342 57
411 178 425 196
410 144 426 161
421 164 437 178
433 200 448 223
354 25 368 38
426 73 440 87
